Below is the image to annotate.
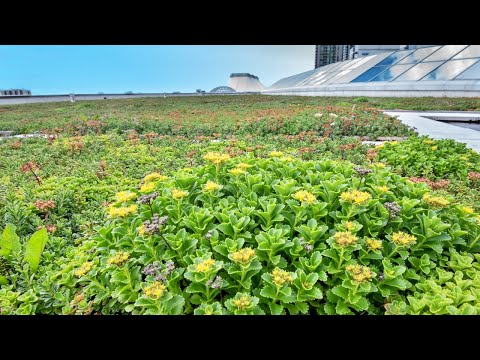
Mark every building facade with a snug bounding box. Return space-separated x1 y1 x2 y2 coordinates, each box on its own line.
315 45 349 68
0 89 31 96
315 45 437 68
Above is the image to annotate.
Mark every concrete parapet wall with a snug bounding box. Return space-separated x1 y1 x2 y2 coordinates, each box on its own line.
0 92 243 106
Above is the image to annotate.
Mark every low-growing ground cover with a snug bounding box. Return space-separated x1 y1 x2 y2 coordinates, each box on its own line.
0 95 456 135
1 96 479 315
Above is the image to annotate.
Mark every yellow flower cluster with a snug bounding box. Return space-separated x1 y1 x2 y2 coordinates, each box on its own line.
137 224 146 235
203 152 231 165
462 206 474 214
107 204 137 218
195 259 216 272
230 168 247 176
375 143 385 149
172 189 188 200
391 231 417 247
340 190 371 205
423 193 450 207
279 156 294 162
374 163 386 169
431 146 438 151
376 186 389 194
365 238 382 251
143 281 167 299
292 190 316 204
144 173 168 183
115 191 137 203
107 251 130 266
230 248 256 266
346 264 374 283
334 231 359 247
236 162 252 169
389 141 399 146
74 262 93 277
423 140 435 145
269 151 284 157
203 181 222 193
271 268 294 287
232 294 253 310
140 182 156 193
345 221 355 231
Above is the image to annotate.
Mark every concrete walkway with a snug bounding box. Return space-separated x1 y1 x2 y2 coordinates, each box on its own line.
383 110 480 153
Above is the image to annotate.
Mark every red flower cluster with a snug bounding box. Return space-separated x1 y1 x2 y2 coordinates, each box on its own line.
34 200 56 212
20 161 39 173
409 177 450 190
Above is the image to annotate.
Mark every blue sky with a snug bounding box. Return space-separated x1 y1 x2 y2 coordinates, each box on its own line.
0 45 315 95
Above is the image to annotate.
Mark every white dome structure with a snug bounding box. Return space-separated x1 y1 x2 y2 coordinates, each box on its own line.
210 86 237 94
229 73 265 92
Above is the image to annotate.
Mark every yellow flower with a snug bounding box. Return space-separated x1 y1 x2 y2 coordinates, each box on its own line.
280 156 294 162
140 182 156 193
236 162 252 169
365 238 382 251
107 204 137 218
271 268 294 287
172 189 188 200
462 206 474 214
423 193 450 207
144 173 168 183
115 191 137 203
334 231 358 247
203 181 222 193
230 168 247 176
107 251 130 266
376 143 385 149
269 151 284 157
74 262 93 277
389 141 399 146
376 186 389 194
195 259 216 272
346 264 374 283
232 294 253 310
345 221 355 231
203 152 231 165
143 281 167 299
391 231 417 247
431 146 438 151
423 140 435 145
138 224 147 235
229 248 256 266
340 190 371 205
292 190 316 204
374 162 386 169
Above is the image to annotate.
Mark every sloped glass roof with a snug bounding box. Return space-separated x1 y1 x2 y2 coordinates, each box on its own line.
350 45 480 83
268 46 480 90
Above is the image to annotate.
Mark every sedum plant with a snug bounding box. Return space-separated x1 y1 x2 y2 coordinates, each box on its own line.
54 155 480 315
